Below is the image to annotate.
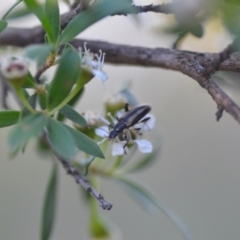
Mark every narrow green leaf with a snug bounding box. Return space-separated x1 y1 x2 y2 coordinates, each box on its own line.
189 23 204 38
40 162 58 240
68 86 84 107
44 0 60 44
0 110 20 128
8 113 47 150
117 177 193 240
25 44 55 67
22 71 36 88
2 0 23 20
0 20 7 32
23 0 54 43
59 105 87 126
21 93 37 118
47 118 76 159
90 210 110 238
5 5 31 19
57 87 84 122
82 156 95 176
47 48 81 110
64 125 105 159
58 0 132 45
38 91 47 110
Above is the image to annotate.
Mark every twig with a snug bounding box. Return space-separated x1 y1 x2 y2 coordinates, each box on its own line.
0 73 10 109
216 105 224 121
0 73 23 109
2 28 240 124
116 3 174 15
132 3 173 14
43 133 113 210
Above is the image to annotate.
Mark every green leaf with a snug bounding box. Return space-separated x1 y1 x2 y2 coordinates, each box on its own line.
44 0 60 44
8 113 47 150
64 125 105 159
25 44 55 67
68 86 84 106
90 209 110 238
2 0 23 20
81 156 96 176
40 162 58 240
58 0 132 45
117 177 193 240
5 5 31 19
57 87 84 122
38 91 47 110
0 110 20 128
23 0 54 43
59 104 87 127
47 48 81 110
46 118 76 159
22 71 36 88
189 23 204 38
0 20 7 32
21 93 37 118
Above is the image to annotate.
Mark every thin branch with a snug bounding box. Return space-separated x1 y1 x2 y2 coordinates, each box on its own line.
43 133 113 210
0 74 10 109
117 3 174 15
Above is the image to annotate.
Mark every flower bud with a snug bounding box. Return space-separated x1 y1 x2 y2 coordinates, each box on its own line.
74 110 105 139
0 58 29 88
103 94 126 116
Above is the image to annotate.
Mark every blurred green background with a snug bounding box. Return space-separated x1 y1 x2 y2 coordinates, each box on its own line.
1 0 240 240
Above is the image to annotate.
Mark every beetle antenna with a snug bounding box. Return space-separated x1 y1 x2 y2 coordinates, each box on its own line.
97 137 108 145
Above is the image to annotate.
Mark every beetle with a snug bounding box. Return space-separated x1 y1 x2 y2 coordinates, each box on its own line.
109 103 151 153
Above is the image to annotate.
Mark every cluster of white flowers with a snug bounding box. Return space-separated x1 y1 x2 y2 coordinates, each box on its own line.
95 112 155 156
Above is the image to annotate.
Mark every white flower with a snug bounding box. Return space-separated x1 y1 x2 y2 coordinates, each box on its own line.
95 125 109 138
79 43 108 83
95 111 154 156
111 142 125 156
135 139 153 153
134 114 155 133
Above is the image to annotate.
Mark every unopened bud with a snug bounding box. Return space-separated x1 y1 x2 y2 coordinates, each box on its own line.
103 94 126 115
0 58 29 87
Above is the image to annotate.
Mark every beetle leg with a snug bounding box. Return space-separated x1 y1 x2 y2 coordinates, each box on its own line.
139 117 150 124
122 129 131 154
134 127 141 133
125 103 130 112
137 117 151 131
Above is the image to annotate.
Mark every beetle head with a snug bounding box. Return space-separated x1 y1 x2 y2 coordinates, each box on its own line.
109 130 118 140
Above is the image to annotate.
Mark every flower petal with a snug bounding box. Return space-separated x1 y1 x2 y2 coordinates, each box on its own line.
95 126 109 138
92 69 108 82
134 114 155 132
135 139 153 153
111 142 125 156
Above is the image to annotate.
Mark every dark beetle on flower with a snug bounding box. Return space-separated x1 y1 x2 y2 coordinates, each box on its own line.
109 104 151 153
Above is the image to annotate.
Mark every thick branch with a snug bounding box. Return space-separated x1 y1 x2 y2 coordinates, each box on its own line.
1 26 240 124
1 29 239 73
